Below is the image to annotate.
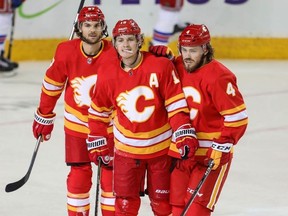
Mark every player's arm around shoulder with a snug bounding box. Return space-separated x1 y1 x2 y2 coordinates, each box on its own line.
147 52 179 81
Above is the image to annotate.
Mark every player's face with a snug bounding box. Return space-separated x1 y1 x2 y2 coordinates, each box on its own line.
180 46 206 73
114 35 139 59
80 21 103 44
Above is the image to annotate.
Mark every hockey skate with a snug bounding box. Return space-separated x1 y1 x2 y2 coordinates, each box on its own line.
0 50 18 77
172 22 190 35
0 57 14 72
0 52 17 77
1 51 19 69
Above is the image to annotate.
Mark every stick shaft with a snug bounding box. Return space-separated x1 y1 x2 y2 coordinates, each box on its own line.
180 159 214 216
7 10 16 60
94 160 102 216
69 0 85 40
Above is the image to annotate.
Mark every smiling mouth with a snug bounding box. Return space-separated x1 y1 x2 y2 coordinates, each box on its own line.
123 49 133 53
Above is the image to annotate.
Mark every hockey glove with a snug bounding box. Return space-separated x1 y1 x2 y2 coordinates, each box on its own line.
87 135 111 166
174 124 198 159
206 141 233 170
32 108 56 141
149 45 175 60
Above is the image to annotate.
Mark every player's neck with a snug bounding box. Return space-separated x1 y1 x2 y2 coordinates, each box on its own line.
121 51 141 72
82 41 102 56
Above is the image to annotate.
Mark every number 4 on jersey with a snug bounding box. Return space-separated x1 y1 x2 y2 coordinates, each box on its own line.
226 82 236 96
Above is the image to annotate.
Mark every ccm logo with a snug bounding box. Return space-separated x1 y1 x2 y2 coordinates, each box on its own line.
211 143 232 153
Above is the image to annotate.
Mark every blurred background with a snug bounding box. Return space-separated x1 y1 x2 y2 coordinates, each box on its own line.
7 0 288 61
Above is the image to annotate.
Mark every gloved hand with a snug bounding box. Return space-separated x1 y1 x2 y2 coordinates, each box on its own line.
32 108 56 141
86 135 111 165
174 124 199 159
206 141 233 170
149 45 175 60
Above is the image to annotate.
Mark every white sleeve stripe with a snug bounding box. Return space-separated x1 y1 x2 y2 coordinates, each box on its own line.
224 110 248 122
166 99 187 112
42 80 63 91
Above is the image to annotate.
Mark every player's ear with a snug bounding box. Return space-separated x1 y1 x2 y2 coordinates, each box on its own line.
202 44 208 55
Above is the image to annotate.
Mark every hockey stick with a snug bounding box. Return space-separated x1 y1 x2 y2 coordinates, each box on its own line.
69 0 85 40
180 159 215 216
7 10 16 60
94 159 102 216
5 1 86 193
5 136 42 193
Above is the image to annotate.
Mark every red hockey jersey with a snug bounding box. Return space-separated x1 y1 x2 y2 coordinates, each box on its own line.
88 52 190 159
38 38 115 138
169 58 248 159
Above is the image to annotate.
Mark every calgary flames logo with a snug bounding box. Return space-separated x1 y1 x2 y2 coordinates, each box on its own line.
116 86 155 122
71 75 97 107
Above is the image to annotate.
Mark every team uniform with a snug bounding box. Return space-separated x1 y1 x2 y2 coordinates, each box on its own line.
169 57 248 215
88 51 191 215
36 38 116 216
149 23 249 215
0 0 24 72
32 6 118 216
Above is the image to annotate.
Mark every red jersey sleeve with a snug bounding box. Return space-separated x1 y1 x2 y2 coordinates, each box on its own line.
209 66 248 144
38 42 70 114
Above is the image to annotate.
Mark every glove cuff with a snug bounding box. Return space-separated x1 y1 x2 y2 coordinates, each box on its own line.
87 137 107 151
211 142 233 153
34 109 56 125
173 124 196 140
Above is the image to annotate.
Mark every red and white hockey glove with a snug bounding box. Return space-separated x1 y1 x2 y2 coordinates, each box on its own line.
149 45 175 60
32 108 56 141
174 124 198 159
206 141 233 170
86 135 111 166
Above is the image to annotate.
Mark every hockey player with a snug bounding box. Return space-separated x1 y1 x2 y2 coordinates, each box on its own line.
86 19 199 215
151 0 190 46
32 6 116 216
149 24 248 215
0 0 24 72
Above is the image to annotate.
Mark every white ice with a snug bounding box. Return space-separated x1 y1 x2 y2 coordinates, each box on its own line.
1 60 288 216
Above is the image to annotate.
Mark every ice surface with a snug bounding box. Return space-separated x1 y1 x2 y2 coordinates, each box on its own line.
1 60 288 216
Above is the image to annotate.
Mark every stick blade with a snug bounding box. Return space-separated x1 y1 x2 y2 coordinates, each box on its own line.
5 136 41 193
5 176 27 193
